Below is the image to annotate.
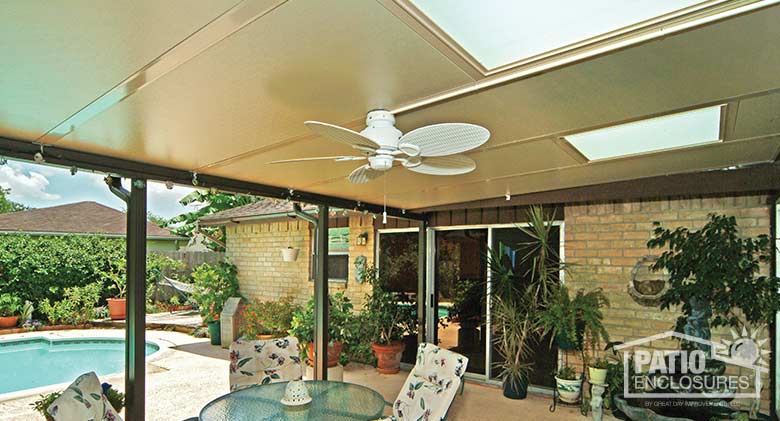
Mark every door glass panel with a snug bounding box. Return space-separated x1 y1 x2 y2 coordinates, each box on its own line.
378 231 419 364
435 229 488 375
490 226 560 387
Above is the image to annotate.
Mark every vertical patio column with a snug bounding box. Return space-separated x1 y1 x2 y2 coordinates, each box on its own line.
417 219 427 344
126 179 147 420
313 205 329 380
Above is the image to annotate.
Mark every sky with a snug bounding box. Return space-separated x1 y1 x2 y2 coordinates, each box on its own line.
0 158 201 219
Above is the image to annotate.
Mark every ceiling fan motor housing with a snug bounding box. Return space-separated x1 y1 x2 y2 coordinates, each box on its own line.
368 154 394 171
360 109 402 150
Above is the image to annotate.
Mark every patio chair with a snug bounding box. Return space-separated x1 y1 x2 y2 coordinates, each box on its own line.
46 372 123 421
377 343 469 421
228 336 303 391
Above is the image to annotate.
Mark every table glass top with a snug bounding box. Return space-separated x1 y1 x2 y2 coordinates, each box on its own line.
199 380 387 421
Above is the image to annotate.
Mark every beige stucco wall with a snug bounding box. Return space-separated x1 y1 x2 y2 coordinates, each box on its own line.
224 214 376 309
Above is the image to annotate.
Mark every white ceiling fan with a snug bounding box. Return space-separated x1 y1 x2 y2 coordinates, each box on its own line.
270 110 490 183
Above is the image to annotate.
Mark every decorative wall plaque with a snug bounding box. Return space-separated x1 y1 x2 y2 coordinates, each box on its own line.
628 256 669 307
354 255 367 283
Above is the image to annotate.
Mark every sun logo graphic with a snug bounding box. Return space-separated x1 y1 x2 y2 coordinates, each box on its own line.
715 325 771 371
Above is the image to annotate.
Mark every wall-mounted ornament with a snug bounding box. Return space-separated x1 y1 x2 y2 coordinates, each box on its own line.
281 247 300 262
355 231 369 246
628 255 670 307
354 255 367 283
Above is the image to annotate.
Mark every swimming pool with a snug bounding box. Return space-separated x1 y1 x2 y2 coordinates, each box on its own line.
0 337 159 395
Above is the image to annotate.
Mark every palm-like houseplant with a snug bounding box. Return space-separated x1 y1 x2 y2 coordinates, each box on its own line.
489 206 561 399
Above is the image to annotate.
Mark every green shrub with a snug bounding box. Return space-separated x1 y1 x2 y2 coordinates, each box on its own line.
243 297 299 339
0 292 22 317
0 235 124 305
191 260 240 322
38 282 102 325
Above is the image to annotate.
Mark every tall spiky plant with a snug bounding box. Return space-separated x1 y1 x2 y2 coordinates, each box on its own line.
489 205 562 394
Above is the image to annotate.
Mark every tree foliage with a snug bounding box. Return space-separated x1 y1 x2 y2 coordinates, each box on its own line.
0 187 28 214
166 190 258 250
0 234 183 307
648 213 780 332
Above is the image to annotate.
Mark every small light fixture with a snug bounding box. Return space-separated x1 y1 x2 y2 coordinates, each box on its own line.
382 211 387 225
33 152 44 164
505 193 511 201
165 180 174 190
191 172 199 186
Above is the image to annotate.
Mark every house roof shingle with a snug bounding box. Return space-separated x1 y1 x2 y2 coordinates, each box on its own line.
199 201 317 225
0 201 182 239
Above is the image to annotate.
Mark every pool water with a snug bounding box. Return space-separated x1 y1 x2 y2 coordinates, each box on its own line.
0 337 159 394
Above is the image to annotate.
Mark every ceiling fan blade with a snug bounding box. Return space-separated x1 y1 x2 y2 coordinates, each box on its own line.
305 121 380 151
348 164 384 183
269 156 365 164
407 155 476 176
399 123 489 157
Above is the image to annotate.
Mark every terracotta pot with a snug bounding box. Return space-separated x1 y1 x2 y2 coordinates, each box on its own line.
0 316 19 328
306 341 343 367
106 298 126 320
371 341 405 374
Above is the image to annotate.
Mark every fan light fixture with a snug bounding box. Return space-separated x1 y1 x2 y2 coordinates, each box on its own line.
270 110 489 183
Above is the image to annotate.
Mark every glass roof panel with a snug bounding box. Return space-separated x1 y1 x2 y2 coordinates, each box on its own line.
410 0 705 69
563 105 723 161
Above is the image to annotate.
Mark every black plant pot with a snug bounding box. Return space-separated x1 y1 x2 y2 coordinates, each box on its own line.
502 376 528 400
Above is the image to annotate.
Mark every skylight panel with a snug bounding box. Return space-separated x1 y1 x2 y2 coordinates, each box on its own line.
562 105 724 161
409 0 705 69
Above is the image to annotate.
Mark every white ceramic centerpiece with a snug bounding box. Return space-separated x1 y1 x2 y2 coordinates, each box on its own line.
281 380 312 406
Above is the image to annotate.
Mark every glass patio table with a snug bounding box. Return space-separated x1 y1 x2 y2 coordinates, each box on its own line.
199 380 387 421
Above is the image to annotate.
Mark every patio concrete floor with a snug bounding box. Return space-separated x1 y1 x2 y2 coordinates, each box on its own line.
0 328 596 420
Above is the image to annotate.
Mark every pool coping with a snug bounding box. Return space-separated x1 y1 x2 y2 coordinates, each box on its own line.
0 330 174 403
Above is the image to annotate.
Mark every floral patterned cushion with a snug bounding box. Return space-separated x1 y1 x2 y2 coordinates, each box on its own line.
229 336 302 391
47 372 122 421
391 343 468 421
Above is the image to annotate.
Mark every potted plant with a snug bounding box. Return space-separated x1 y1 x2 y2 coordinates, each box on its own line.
31 383 124 421
103 259 127 320
281 246 300 262
588 357 609 385
0 292 22 328
360 265 415 374
648 213 780 347
489 206 561 399
289 293 352 367
554 365 582 403
243 297 298 340
191 260 241 346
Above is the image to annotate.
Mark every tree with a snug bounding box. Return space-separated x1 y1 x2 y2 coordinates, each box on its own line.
146 212 168 228
648 213 780 348
0 187 28 214
166 190 258 250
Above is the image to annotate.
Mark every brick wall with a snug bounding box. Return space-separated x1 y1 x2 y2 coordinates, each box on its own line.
224 214 376 308
564 195 772 409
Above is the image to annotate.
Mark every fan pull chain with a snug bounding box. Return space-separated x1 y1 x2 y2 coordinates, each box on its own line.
382 174 388 225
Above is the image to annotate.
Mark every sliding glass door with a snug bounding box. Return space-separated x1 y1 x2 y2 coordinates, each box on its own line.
434 229 488 375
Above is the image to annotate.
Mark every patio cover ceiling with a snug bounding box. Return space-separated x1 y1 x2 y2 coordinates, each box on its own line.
1 1 779 211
